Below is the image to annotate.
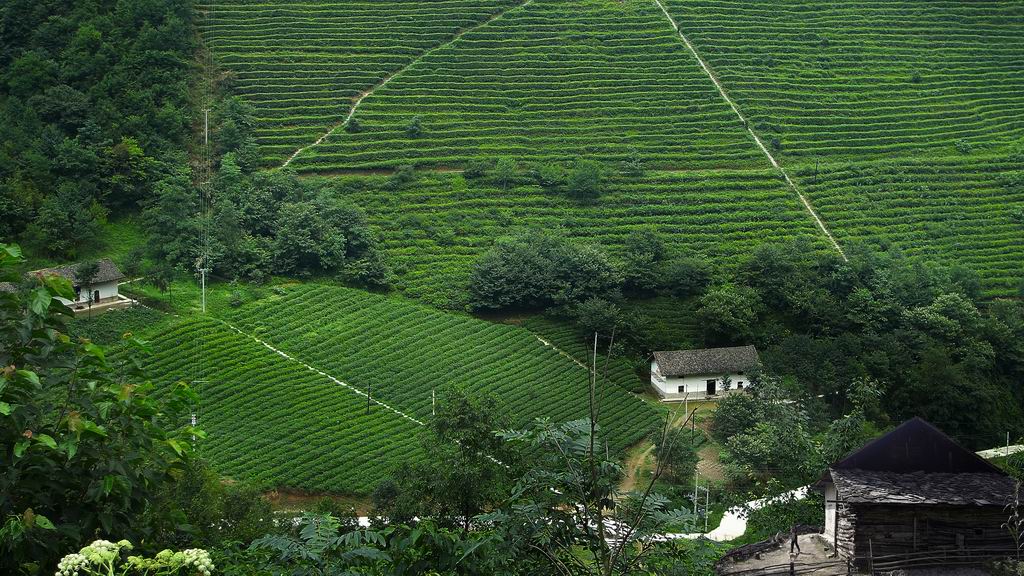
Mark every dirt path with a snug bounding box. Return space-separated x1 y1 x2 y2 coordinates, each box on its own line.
697 444 725 482
281 0 535 168
649 0 847 261
620 442 656 493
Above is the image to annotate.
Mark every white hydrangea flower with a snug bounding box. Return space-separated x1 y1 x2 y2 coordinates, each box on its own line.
54 552 88 576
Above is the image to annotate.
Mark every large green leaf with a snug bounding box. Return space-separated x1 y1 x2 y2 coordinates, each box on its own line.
41 275 74 301
36 434 57 450
15 370 40 388
28 288 51 316
33 515 55 530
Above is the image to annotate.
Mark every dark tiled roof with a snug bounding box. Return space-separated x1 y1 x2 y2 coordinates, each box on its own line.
653 345 758 377
831 468 1014 507
31 258 125 285
833 417 1003 474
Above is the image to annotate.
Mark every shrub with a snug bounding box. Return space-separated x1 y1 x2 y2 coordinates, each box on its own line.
660 257 713 298
621 146 645 176
344 118 361 133
534 162 567 189
468 230 621 311
387 165 417 189
405 115 422 138
463 159 492 179
567 158 603 200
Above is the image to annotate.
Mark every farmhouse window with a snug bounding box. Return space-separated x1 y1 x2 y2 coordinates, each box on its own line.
677 385 685 394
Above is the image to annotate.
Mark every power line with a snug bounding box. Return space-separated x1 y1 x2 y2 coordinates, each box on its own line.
190 3 216 444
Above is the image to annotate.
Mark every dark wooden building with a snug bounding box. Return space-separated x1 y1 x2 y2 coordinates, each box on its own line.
816 418 1017 569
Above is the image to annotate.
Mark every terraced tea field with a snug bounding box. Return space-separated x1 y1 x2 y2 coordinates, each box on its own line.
203 0 1024 296
198 0 522 166
663 0 1024 163
519 316 643 393
326 169 832 306
220 284 662 456
140 317 427 494
795 155 1024 297
286 0 763 171
135 284 662 493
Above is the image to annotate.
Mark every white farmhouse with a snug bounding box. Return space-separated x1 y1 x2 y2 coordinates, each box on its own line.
29 258 129 314
650 345 758 401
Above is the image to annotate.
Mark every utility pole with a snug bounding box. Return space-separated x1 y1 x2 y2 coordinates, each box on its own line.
432 388 436 417
189 380 206 443
704 483 710 532
204 108 210 146
200 266 207 314
694 471 699 516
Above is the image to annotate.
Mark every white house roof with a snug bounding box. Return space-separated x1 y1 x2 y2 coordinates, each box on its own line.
30 258 125 286
653 345 758 377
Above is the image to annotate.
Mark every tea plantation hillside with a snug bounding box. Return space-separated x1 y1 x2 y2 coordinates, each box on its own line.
325 169 831 306
131 284 661 493
198 0 522 166
202 0 1024 297
218 284 661 457
286 0 763 171
135 317 428 494
663 0 1024 163
795 155 1024 297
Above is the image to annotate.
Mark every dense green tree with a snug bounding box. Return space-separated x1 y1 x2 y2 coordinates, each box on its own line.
621 229 666 295
567 158 603 200
143 460 275 550
695 284 762 345
469 231 621 311
0 0 195 245
0 243 199 573
23 190 105 259
494 156 516 191
372 387 513 531
659 257 712 299
273 200 350 276
654 426 700 482
140 167 199 268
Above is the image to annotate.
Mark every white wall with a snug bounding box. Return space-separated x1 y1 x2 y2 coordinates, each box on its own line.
650 361 750 399
823 483 837 540
59 280 119 307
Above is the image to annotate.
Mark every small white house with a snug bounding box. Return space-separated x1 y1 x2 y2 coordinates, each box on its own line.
650 345 758 401
30 258 127 313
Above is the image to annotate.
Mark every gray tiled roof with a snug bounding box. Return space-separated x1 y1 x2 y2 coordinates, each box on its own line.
0 281 16 293
30 258 125 285
653 345 758 377
831 468 1014 507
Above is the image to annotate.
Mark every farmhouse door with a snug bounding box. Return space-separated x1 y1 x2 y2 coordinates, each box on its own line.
94 290 100 303
706 379 716 396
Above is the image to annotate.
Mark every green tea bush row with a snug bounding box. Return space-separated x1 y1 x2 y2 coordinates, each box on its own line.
136 317 427 494
198 0 522 165
222 284 663 455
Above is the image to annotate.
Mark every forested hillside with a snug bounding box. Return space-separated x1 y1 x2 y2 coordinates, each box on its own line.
0 0 194 259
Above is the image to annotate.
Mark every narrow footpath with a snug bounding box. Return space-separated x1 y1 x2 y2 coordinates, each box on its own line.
282 0 535 168
649 0 847 261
